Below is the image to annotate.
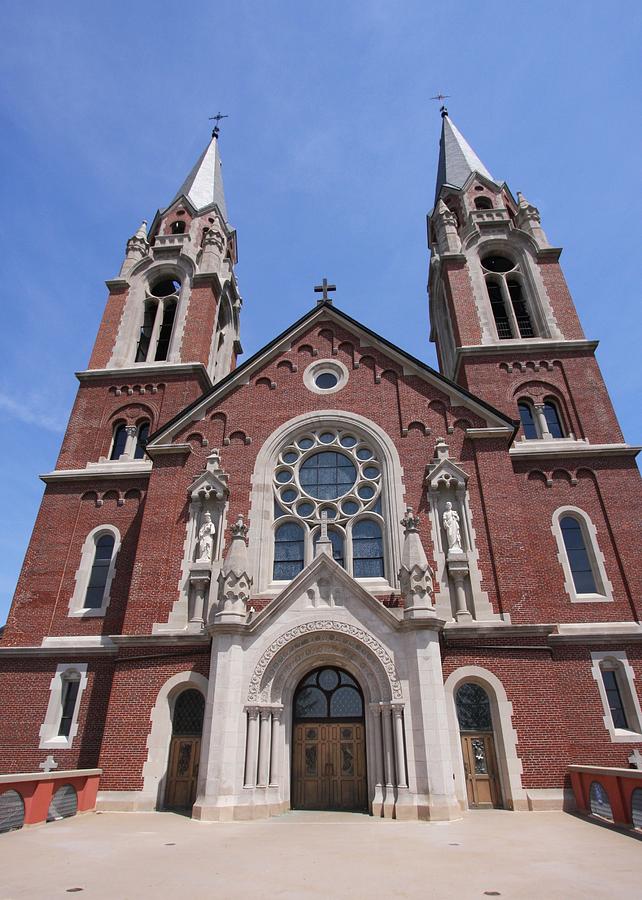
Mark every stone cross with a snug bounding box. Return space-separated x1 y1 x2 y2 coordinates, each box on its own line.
314 278 336 304
628 748 642 770
39 755 59 773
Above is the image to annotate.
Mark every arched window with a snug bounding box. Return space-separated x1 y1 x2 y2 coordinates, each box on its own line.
58 672 81 737
172 689 205 735
482 254 537 341
170 220 186 235
486 280 513 339
84 534 116 608
599 664 629 729
455 683 492 732
271 428 386 582
542 401 564 438
273 522 305 580
294 668 363 720
474 196 493 210
134 421 150 459
591 651 642 740
517 402 537 440
560 516 597 594
352 519 384 577
135 276 181 363
110 422 128 460
589 782 613 821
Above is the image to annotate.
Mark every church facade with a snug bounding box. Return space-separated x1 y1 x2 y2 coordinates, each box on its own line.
1 113 641 821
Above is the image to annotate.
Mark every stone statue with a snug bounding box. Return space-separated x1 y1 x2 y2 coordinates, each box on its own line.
196 511 216 562
442 501 463 553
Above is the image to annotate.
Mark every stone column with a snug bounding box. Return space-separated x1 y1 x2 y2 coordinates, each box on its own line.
257 709 271 787
381 703 395 817
188 570 210 626
244 707 260 788
369 703 385 817
451 568 470 621
533 403 552 440
269 708 282 787
392 705 408 789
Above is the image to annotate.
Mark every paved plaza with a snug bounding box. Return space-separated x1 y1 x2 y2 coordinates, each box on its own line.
0 809 639 899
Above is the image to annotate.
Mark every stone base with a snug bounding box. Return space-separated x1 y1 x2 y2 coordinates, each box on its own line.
395 791 462 821
192 799 289 821
526 788 575 812
96 790 156 812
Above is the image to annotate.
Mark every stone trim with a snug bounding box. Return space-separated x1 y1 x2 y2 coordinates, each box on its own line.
444 666 526 811
0 768 101 784
77 362 211 384
41 462 151 483
510 442 640 460
302 358 349 395
551 506 613 604
68 525 121 618
590 650 642 743
141 671 208 809
39 662 89 750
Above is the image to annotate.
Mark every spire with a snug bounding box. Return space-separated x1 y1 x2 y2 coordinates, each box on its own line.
169 132 228 220
434 111 496 203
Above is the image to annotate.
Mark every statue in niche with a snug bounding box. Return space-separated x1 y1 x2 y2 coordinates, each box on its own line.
442 501 463 554
195 511 216 562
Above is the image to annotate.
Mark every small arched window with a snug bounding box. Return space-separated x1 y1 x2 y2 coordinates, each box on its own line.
455 683 493 732
110 422 128 460
474 196 493 210
560 516 597 594
273 522 305 580
542 401 564 439
84 534 116 609
58 672 81 737
518 402 538 440
170 220 186 235
352 519 384 578
134 421 150 459
135 276 181 363
172 689 205 736
482 255 537 341
599 663 629 729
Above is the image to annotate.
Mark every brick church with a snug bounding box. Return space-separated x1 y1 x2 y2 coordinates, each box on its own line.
1 110 641 822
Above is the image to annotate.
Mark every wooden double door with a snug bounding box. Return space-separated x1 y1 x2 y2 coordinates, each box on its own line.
293 721 367 811
461 732 501 808
165 736 201 810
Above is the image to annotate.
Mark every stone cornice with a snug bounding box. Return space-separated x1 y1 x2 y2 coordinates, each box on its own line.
443 621 642 645
76 362 212 386
444 622 556 640
104 279 129 292
0 768 102 784
0 645 117 657
465 427 515 440
456 338 599 361
192 272 222 290
510 442 641 460
568 764 642 779
145 443 192 458
41 460 152 483
110 633 210 648
535 247 563 262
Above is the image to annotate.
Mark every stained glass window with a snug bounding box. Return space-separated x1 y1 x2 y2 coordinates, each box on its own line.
273 522 305 580
58 676 80 737
172 689 205 736
294 668 363 720
299 451 357 500
313 527 344 567
134 421 150 459
455 683 492 732
560 517 597 594
352 520 384 577
84 534 115 608
110 423 128 460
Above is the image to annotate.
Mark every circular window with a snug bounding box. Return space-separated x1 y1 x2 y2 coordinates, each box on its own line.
303 359 349 395
315 371 338 389
273 428 383 523
481 255 515 273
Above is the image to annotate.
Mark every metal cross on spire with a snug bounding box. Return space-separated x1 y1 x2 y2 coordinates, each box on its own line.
209 112 229 138
314 278 336 304
430 94 450 117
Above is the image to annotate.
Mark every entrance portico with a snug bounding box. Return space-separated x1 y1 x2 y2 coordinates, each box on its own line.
192 553 461 822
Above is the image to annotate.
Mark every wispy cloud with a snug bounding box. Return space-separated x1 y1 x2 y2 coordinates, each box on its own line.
0 390 66 434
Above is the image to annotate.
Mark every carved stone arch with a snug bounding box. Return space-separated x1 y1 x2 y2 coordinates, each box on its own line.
526 469 548 488
247 623 401 705
337 341 355 367
107 402 156 428
276 359 296 373
551 468 573 485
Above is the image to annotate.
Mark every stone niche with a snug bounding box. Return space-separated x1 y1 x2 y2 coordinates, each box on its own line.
153 449 230 634
425 439 498 623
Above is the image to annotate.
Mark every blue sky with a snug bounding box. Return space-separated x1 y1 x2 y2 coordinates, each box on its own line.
0 1 640 626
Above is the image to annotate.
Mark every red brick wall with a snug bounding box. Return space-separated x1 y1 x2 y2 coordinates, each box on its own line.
88 283 129 370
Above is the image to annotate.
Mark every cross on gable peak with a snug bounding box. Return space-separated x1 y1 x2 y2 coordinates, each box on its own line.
314 277 336 305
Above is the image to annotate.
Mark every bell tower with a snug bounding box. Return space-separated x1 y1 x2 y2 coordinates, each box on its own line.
427 108 625 447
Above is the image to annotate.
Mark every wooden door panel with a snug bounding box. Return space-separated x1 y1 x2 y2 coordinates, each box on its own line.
293 721 366 811
165 737 200 810
461 733 501 809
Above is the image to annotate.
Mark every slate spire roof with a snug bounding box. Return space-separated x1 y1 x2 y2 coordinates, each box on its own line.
169 131 228 220
434 111 496 202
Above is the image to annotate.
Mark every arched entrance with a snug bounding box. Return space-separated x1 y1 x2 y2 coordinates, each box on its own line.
164 688 205 811
292 666 367 811
455 682 502 808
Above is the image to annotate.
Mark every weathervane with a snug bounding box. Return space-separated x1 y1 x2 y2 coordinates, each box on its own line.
209 111 229 138
430 94 450 117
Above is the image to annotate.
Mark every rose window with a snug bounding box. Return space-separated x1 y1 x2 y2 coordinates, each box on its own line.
273 429 385 581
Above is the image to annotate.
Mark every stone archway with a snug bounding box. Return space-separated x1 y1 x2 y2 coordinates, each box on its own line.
243 624 407 818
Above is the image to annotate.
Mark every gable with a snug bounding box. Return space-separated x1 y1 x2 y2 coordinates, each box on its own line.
147 303 515 450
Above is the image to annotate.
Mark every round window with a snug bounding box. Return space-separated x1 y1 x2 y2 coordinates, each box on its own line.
150 276 181 297
299 451 357 500
481 255 515 273
315 371 338 389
